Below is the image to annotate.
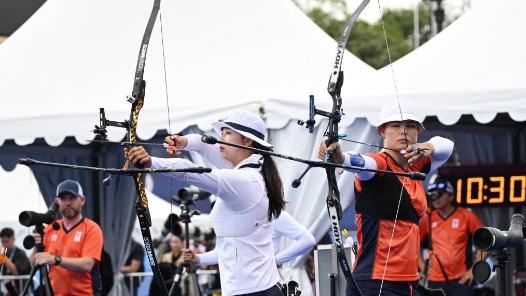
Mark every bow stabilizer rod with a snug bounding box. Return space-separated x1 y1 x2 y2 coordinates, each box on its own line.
87 139 169 148
17 158 211 175
200 136 425 181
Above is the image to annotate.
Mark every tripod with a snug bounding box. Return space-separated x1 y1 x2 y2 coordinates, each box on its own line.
473 248 510 296
168 199 202 296
19 224 54 296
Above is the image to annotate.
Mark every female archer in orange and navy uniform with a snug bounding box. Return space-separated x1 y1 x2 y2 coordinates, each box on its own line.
319 100 454 295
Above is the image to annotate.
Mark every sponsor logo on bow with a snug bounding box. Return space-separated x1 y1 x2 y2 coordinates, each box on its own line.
138 44 148 72
144 237 155 266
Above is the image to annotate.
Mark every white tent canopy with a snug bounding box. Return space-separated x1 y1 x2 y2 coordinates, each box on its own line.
265 0 526 129
0 165 48 222
0 0 375 147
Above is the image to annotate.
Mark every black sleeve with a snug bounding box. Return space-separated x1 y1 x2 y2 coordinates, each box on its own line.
131 242 145 272
131 242 145 261
12 249 31 275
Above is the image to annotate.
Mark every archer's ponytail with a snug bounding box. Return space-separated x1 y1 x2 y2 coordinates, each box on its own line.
254 143 286 220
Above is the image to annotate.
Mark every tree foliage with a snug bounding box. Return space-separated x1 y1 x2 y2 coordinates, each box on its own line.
294 0 437 69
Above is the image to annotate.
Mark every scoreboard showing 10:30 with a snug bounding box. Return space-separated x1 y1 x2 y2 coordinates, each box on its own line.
438 163 526 207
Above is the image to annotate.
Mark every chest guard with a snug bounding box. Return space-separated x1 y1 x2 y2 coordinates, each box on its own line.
355 166 421 225
211 167 270 237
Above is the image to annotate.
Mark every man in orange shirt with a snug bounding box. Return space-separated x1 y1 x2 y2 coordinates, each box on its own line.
418 178 488 296
30 180 103 296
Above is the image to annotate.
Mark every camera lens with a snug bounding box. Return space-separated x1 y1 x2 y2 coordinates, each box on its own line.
19 212 32 227
473 228 496 251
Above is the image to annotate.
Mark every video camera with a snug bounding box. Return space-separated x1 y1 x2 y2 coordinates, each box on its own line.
19 202 59 227
472 214 526 294
473 213 526 251
173 186 211 204
19 203 60 250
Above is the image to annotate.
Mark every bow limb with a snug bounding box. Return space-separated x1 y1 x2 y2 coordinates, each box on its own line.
123 1 171 296
324 1 370 296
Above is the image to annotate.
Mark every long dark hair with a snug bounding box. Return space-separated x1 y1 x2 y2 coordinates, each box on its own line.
253 142 286 220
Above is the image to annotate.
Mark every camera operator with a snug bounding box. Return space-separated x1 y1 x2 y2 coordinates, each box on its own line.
30 180 103 296
418 177 489 296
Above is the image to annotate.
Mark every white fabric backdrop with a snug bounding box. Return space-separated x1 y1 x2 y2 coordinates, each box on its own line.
0 0 375 147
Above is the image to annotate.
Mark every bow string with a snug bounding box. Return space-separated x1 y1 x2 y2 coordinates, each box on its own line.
374 1 416 294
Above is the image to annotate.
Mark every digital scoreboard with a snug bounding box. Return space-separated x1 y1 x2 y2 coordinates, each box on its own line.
438 164 526 207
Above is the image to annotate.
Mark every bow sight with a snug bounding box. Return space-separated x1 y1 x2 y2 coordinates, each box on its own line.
297 95 345 134
92 108 129 142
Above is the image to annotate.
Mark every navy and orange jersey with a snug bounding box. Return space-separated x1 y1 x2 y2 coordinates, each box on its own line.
419 207 484 281
353 152 430 281
43 217 103 296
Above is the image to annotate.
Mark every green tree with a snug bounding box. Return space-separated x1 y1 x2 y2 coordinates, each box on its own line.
294 0 436 69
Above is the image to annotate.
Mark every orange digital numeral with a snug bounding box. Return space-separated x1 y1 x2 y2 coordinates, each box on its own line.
488 176 505 203
466 177 483 204
510 176 526 203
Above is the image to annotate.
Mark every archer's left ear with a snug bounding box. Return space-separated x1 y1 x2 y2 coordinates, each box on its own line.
244 137 253 146
378 125 387 138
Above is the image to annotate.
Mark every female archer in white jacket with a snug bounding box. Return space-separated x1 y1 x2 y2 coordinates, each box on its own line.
127 110 286 296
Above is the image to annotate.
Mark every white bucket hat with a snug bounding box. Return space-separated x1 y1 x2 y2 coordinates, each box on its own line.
375 100 425 135
211 111 273 149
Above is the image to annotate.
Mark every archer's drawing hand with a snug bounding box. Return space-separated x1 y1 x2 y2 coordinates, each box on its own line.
182 248 198 264
164 135 188 156
318 141 343 164
126 146 152 168
404 142 435 165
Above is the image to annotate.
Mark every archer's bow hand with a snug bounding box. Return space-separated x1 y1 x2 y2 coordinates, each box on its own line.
125 146 153 168
318 141 344 164
164 135 188 156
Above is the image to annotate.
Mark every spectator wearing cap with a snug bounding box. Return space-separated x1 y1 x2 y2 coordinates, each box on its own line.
317 100 454 295
418 177 489 296
1 227 31 294
127 110 286 296
30 180 103 296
